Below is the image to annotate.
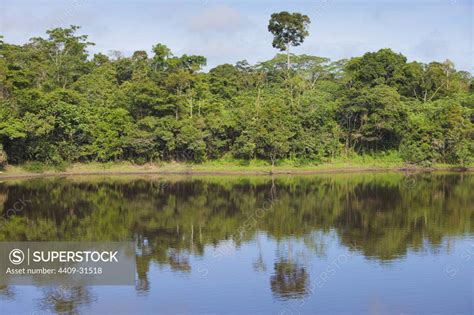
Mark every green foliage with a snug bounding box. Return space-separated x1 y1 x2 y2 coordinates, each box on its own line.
338 84 407 152
346 49 407 89
400 99 473 165
268 12 311 52
0 25 472 167
268 11 311 70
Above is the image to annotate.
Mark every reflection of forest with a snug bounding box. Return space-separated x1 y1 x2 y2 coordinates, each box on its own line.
0 173 472 310
1 174 471 259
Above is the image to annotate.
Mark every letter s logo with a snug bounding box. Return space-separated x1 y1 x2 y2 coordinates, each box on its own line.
9 249 25 265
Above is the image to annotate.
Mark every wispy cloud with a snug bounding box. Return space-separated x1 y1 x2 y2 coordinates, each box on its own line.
187 5 249 33
0 0 471 71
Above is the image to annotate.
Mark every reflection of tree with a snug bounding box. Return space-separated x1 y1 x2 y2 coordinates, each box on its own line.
270 258 308 300
135 254 151 293
167 249 191 273
303 231 327 258
0 174 472 311
0 192 6 214
0 285 16 300
252 233 267 272
0 173 472 271
39 286 94 315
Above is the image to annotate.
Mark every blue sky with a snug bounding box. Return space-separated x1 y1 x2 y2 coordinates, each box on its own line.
1 0 472 71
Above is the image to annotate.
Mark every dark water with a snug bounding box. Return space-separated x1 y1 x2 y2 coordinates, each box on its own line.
0 173 473 314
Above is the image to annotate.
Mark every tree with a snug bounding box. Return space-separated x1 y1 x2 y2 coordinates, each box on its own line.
402 60 470 102
209 64 241 99
268 12 311 72
346 48 407 90
83 108 133 161
151 43 172 72
29 25 94 89
338 85 407 152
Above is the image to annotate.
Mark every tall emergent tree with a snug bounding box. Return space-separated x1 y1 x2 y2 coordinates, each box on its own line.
268 12 311 71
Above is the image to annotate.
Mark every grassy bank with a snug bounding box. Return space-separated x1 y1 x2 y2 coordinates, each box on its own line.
0 157 472 178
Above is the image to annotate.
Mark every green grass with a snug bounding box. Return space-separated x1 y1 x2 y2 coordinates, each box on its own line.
19 161 70 173
0 152 471 177
192 151 408 171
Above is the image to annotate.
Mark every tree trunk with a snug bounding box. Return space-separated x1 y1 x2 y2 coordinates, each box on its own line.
286 43 291 72
189 98 193 117
270 154 275 174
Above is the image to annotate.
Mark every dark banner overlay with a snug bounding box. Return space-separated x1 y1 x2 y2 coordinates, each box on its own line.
0 242 135 285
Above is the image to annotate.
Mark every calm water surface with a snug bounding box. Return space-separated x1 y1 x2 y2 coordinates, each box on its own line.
0 173 472 314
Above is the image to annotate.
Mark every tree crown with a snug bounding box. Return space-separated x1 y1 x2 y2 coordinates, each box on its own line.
268 12 311 51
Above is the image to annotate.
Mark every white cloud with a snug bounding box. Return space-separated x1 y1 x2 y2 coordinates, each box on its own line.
0 0 471 71
186 5 248 33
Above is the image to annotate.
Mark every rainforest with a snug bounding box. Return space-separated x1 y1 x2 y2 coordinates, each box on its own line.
0 25 472 170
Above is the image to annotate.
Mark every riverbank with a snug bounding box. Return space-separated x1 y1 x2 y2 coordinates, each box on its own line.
0 160 472 179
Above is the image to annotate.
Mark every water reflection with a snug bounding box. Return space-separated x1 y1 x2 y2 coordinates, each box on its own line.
0 173 472 314
39 286 96 314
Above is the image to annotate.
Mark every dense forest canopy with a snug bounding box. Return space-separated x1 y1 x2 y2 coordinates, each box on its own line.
0 24 472 167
